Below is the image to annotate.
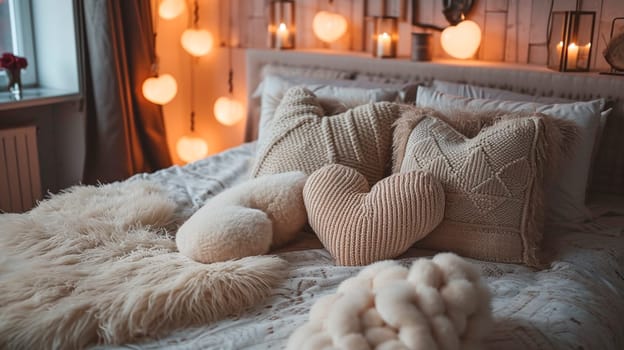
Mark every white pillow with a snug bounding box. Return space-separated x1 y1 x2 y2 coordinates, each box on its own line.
431 80 569 104
416 86 603 223
252 64 355 100
258 74 407 143
430 80 610 138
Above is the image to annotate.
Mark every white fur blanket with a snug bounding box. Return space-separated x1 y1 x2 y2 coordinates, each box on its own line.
0 180 287 349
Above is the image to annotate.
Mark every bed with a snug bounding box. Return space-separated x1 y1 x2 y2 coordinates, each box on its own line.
3 49 624 350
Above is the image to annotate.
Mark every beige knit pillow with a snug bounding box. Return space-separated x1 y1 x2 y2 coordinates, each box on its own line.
251 87 400 185
304 164 445 266
393 107 573 266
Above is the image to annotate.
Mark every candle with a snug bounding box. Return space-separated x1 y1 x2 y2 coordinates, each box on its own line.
556 41 563 62
566 43 578 69
276 22 290 49
376 32 392 57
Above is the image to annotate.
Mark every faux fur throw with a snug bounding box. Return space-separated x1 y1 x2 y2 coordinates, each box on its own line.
287 253 492 350
0 180 287 349
304 164 445 266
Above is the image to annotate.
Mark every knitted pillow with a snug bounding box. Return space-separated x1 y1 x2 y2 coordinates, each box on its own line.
252 87 400 185
304 164 445 266
393 107 574 266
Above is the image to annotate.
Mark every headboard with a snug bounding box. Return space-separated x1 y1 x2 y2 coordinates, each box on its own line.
245 48 624 195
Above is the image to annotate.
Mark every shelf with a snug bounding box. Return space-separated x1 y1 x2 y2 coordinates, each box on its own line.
0 87 81 112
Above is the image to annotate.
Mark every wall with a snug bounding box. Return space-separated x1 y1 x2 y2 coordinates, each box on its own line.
0 101 85 195
156 0 246 164
157 0 624 164
0 0 84 198
233 0 624 70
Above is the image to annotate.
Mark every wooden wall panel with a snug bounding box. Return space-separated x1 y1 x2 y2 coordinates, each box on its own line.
237 0 623 70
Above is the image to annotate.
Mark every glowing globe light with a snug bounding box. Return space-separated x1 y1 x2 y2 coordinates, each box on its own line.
440 20 482 59
312 11 348 43
142 74 177 105
214 96 245 126
181 29 214 57
176 134 208 163
158 0 185 20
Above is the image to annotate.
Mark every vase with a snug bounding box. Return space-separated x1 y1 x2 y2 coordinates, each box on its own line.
6 68 23 100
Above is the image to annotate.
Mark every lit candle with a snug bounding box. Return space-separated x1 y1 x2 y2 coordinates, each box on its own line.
276 22 289 48
377 32 392 57
566 43 578 69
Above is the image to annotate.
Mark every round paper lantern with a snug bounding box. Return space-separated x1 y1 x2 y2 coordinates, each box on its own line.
440 20 482 59
176 134 208 163
214 96 245 126
142 74 178 105
181 29 214 57
159 0 185 20
312 11 348 43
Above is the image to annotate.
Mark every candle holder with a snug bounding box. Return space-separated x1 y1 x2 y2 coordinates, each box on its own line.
268 0 295 50
548 11 595 72
411 32 433 61
371 16 398 58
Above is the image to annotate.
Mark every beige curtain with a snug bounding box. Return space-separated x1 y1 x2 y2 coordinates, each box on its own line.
80 0 172 184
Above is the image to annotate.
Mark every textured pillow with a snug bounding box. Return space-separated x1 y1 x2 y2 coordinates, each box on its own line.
304 164 445 266
416 86 601 223
258 74 414 143
430 79 612 201
252 87 400 185
393 107 572 266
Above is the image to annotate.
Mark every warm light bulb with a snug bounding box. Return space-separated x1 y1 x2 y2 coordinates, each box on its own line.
214 96 245 126
312 11 347 43
440 20 482 59
176 134 208 163
181 29 214 57
159 0 185 20
142 74 177 105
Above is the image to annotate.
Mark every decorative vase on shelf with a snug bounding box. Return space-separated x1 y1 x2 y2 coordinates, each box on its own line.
1 52 28 101
6 68 23 100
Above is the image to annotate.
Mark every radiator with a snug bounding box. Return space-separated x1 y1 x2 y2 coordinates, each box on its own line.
0 126 42 213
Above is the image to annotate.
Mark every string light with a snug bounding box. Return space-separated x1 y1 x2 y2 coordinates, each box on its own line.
158 0 185 20
312 8 347 43
214 0 244 126
176 57 208 163
181 0 214 57
143 0 177 105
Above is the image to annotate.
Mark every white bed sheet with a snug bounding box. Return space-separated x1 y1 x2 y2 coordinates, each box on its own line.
103 142 624 350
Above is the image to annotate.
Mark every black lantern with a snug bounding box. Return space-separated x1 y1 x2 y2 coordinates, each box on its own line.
268 0 295 49
371 16 398 58
548 11 596 72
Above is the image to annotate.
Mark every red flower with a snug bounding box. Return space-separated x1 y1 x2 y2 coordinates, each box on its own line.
16 57 27 69
0 52 28 70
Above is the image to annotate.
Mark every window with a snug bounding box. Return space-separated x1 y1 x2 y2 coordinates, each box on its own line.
0 0 37 86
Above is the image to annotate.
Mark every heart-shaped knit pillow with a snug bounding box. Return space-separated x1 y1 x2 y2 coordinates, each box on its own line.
304 164 445 266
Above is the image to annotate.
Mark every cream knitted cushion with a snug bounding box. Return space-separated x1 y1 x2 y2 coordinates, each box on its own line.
304 164 445 266
393 108 570 266
251 87 400 185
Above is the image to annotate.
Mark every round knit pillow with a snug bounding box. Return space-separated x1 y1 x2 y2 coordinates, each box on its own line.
303 164 445 266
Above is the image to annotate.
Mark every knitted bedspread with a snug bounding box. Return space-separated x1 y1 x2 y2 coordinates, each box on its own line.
101 142 624 350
